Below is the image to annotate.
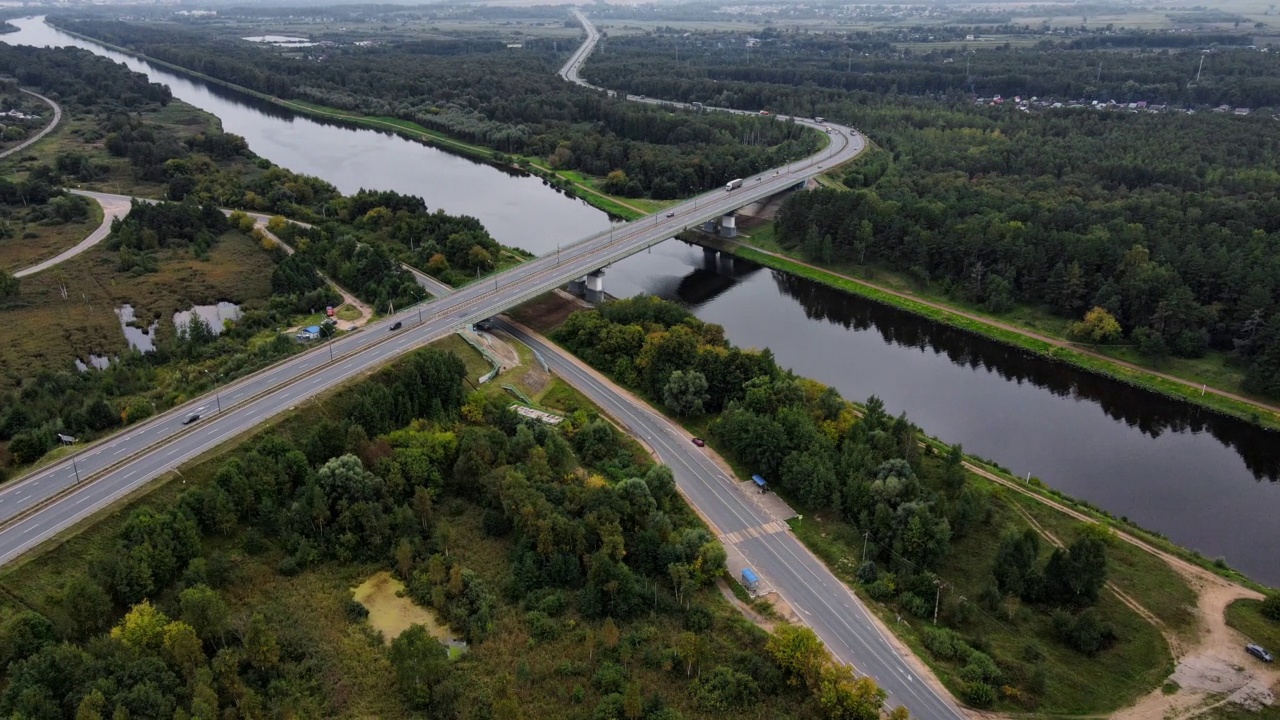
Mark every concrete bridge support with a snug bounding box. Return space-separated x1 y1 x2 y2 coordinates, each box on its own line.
567 276 587 296
585 270 606 303
702 219 718 233
719 214 737 238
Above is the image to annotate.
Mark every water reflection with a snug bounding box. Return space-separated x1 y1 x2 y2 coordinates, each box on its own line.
768 269 1280 482
174 301 241 337
115 304 158 353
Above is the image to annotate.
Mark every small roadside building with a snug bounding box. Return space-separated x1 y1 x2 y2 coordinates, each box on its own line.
751 474 769 494
296 325 322 341
741 568 760 592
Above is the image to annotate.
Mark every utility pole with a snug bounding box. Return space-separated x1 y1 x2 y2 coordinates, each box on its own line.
72 458 81 483
861 531 870 564
1195 55 1204 83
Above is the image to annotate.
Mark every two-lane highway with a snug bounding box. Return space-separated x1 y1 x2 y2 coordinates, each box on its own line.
500 320 965 719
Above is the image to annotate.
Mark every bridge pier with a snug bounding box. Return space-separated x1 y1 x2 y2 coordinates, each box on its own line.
567 276 587 296
585 270 606 303
703 247 719 270
701 219 718 233
719 214 737 238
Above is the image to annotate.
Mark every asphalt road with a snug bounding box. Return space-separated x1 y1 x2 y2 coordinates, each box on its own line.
499 321 964 719
0 88 61 161
0 17 959 720
14 190 134 278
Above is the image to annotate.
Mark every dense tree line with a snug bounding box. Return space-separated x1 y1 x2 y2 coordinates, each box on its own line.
557 296 1122 708
586 29 1280 108
0 43 171 112
576 31 1280 398
0 346 894 718
52 18 821 198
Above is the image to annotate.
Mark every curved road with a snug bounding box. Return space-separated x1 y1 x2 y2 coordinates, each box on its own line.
0 17 961 720
13 190 133 278
0 88 60 160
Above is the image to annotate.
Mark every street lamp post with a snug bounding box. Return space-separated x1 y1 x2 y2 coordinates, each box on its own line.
202 370 222 413
72 458 81 483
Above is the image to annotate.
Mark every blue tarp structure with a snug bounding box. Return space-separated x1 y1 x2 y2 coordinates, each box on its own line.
741 568 760 591
751 475 768 492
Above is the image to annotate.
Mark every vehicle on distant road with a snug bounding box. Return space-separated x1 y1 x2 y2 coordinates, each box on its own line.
1247 644 1273 662
725 178 744 191
691 437 706 447
760 110 770 115
666 211 675 217
182 413 201 426
389 321 403 331
814 116 825 123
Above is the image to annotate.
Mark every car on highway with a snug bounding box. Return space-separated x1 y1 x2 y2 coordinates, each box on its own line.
666 211 675 218
389 321 403 331
182 413 201 426
1247 644 1273 662
691 437 706 447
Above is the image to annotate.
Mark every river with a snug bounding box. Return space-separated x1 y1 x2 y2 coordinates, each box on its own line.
7 17 1278 585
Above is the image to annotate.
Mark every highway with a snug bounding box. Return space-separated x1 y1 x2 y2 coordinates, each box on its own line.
498 320 964 719
0 14 962 720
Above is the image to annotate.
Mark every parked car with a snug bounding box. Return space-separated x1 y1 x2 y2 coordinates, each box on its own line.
691 437 706 447
182 413 201 426
1246 644 1273 662
390 321 403 331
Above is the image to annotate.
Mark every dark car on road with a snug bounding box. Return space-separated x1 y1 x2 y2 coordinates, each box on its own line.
390 321 403 331
691 437 706 447
182 413 201 426
1247 644 1273 662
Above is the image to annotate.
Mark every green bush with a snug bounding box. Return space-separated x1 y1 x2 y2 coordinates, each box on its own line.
591 662 627 694
959 650 1002 687
920 626 970 662
1260 594 1280 622
961 681 997 707
525 610 560 642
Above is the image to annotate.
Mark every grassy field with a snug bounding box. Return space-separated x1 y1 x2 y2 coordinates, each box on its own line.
0 230 275 388
1226 598 1280 651
0 198 102 273
717 228 1280 431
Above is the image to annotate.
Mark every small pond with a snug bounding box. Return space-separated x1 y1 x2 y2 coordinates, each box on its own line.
173 302 241 338
115 304 158 353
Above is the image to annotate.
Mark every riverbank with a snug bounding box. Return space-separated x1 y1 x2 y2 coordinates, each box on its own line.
509 292 1280 715
46 20 658 223
699 233 1280 433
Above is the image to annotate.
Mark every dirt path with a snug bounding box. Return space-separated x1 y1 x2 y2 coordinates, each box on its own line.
971 462 1275 717
0 89 61 160
253 221 372 330
1007 501 1184 657
729 241 1280 424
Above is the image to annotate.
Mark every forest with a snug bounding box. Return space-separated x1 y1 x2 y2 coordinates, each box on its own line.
0 346 897 720
585 29 1280 108
580 32 1280 399
50 17 821 199
553 296 1176 711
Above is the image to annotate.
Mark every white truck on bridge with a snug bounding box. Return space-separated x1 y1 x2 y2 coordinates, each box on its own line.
725 178 744 191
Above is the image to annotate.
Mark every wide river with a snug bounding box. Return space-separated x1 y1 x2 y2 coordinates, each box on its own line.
7 17 1279 585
